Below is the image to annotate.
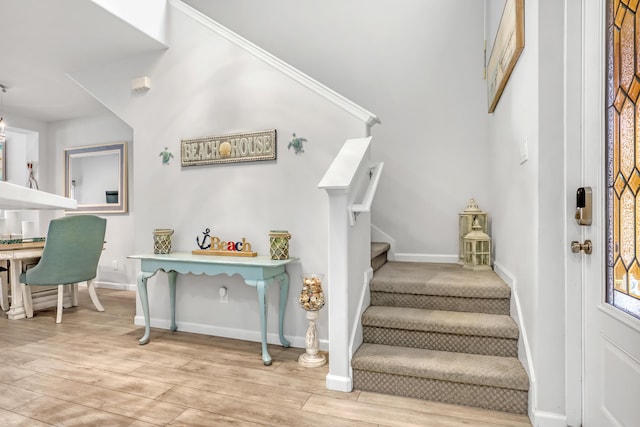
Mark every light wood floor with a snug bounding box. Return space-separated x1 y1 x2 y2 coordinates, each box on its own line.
0 288 532 426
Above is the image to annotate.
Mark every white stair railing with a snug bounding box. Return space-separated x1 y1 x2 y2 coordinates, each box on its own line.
349 162 384 226
318 136 383 392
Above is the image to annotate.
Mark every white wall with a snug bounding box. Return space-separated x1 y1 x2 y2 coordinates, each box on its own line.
184 0 491 260
48 113 136 289
2 114 60 235
487 0 567 423
69 3 373 347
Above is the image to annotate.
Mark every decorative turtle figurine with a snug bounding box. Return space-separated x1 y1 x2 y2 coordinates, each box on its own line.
288 133 307 154
159 147 174 165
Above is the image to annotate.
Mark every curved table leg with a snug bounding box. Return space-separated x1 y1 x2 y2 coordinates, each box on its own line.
277 272 291 348
256 280 272 366
167 271 178 332
137 271 157 345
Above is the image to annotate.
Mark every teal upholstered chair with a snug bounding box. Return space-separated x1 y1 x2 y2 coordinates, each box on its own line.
20 215 106 323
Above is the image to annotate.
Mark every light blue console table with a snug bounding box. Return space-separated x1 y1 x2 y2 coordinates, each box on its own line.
128 253 296 365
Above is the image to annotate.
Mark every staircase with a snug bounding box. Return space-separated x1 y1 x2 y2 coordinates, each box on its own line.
352 243 529 414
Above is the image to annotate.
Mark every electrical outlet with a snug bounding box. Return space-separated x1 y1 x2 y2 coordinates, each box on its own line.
112 260 118 270
219 286 229 303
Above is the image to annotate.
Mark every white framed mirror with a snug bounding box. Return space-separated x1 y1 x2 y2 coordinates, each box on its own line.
65 141 127 214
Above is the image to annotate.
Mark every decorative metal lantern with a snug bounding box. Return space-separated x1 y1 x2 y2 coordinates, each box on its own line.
458 198 488 264
463 218 492 270
153 229 174 254
269 230 291 260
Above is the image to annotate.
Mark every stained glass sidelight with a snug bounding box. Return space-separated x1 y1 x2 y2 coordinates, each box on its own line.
607 0 640 317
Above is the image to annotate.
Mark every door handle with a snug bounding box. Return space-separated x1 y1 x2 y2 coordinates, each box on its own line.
571 240 592 255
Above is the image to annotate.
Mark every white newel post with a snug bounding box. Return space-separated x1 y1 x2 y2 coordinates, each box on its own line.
319 136 375 392
324 189 352 391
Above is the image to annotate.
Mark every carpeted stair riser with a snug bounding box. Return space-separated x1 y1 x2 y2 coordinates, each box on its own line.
361 306 519 357
362 326 518 357
370 242 390 273
352 343 529 414
370 292 510 315
361 251 529 414
371 254 388 273
352 370 528 414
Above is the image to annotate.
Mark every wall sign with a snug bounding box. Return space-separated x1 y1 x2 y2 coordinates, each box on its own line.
181 129 276 166
192 235 257 257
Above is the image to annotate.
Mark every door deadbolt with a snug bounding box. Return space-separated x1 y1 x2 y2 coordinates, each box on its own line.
575 187 592 226
571 240 592 255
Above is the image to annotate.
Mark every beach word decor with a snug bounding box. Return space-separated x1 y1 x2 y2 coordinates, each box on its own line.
192 234 257 257
181 129 276 166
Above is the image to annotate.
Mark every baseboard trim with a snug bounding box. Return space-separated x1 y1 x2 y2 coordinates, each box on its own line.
133 315 325 350
493 261 538 425
95 281 137 291
393 253 457 263
371 224 396 259
532 410 567 427
326 373 353 392
349 268 372 357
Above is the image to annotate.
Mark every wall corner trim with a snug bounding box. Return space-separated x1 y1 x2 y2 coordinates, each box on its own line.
170 0 381 127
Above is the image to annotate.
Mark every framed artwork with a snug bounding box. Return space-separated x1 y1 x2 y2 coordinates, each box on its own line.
486 0 525 113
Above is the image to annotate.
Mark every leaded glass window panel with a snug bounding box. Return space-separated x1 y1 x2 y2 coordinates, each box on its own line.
607 0 640 318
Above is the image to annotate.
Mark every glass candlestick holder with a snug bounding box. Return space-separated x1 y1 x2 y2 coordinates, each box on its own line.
298 273 327 367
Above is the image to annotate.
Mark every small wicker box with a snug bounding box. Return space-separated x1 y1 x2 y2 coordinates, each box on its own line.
269 230 291 260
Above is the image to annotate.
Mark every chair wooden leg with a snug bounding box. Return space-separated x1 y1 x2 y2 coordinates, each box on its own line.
22 284 34 318
87 279 104 312
56 285 64 324
0 276 7 311
71 283 78 307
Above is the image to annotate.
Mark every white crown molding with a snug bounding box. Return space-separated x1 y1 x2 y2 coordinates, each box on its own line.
170 0 380 127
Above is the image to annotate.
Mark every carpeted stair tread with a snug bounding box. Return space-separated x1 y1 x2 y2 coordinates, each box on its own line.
352 343 529 391
371 242 391 259
371 242 391 272
362 306 519 339
371 262 510 299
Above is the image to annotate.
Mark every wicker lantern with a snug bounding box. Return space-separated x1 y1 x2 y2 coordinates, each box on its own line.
458 198 488 264
463 218 491 270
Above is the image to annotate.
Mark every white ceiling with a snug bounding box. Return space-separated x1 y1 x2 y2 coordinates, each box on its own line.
0 0 166 124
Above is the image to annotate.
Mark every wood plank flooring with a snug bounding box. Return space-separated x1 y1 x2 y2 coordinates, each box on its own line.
0 288 532 426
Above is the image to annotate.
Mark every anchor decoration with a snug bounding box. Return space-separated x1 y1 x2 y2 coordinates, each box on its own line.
196 228 211 250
